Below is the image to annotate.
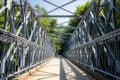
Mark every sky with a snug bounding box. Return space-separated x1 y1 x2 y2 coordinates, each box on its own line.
29 0 89 25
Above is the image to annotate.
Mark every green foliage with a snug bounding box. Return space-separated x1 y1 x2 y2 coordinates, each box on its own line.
0 15 4 29
40 18 51 27
40 18 57 32
116 0 120 28
34 4 63 53
34 4 47 15
49 25 64 53
0 0 4 7
75 2 91 15
0 1 4 29
34 4 57 30
54 44 62 54
69 2 91 27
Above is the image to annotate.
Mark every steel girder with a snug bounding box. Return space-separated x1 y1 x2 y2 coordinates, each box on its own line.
47 0 77 14
43 0 81 18
40 15 81 18
47 27 76 29
64 0 120 79
0 0 55 79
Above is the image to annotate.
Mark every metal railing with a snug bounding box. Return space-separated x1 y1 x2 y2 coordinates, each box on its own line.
64 0 120 80
0 0 55 79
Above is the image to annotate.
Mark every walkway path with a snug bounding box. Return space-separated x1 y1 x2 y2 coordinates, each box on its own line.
25 56 96 80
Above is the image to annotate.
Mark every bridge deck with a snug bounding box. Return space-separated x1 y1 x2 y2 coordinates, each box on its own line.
25 56 96 80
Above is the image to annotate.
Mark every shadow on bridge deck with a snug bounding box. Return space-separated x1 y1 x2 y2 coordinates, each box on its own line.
25 56 95 80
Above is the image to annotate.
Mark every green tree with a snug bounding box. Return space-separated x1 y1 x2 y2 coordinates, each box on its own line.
34 4 64 54
116 0 120 28
69 1 91 27
34 4 57 31
0 1 4 29
34 4 47 16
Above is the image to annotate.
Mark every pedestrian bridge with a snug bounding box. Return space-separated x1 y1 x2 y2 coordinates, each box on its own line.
0 0 120 80
23 56 95 80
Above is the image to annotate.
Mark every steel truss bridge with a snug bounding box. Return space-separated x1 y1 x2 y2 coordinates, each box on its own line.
0 0 120 80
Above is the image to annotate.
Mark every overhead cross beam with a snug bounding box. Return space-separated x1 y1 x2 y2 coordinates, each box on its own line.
43 0 80 18
40 15 81 18
58 21 70 25
50 36 70 38
53 41 68 44
49 33 71 40
47 27 76 29
49 32 72 35
52 39 70 43
47 0 77 14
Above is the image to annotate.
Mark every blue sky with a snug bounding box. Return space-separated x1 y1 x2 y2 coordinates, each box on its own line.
29 0 89 25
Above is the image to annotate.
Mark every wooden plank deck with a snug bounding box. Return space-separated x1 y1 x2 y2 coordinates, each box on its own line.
25 56 96 80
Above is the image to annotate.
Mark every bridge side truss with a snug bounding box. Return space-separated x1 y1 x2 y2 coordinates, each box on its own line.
0 0 56 79
64 0 120 79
